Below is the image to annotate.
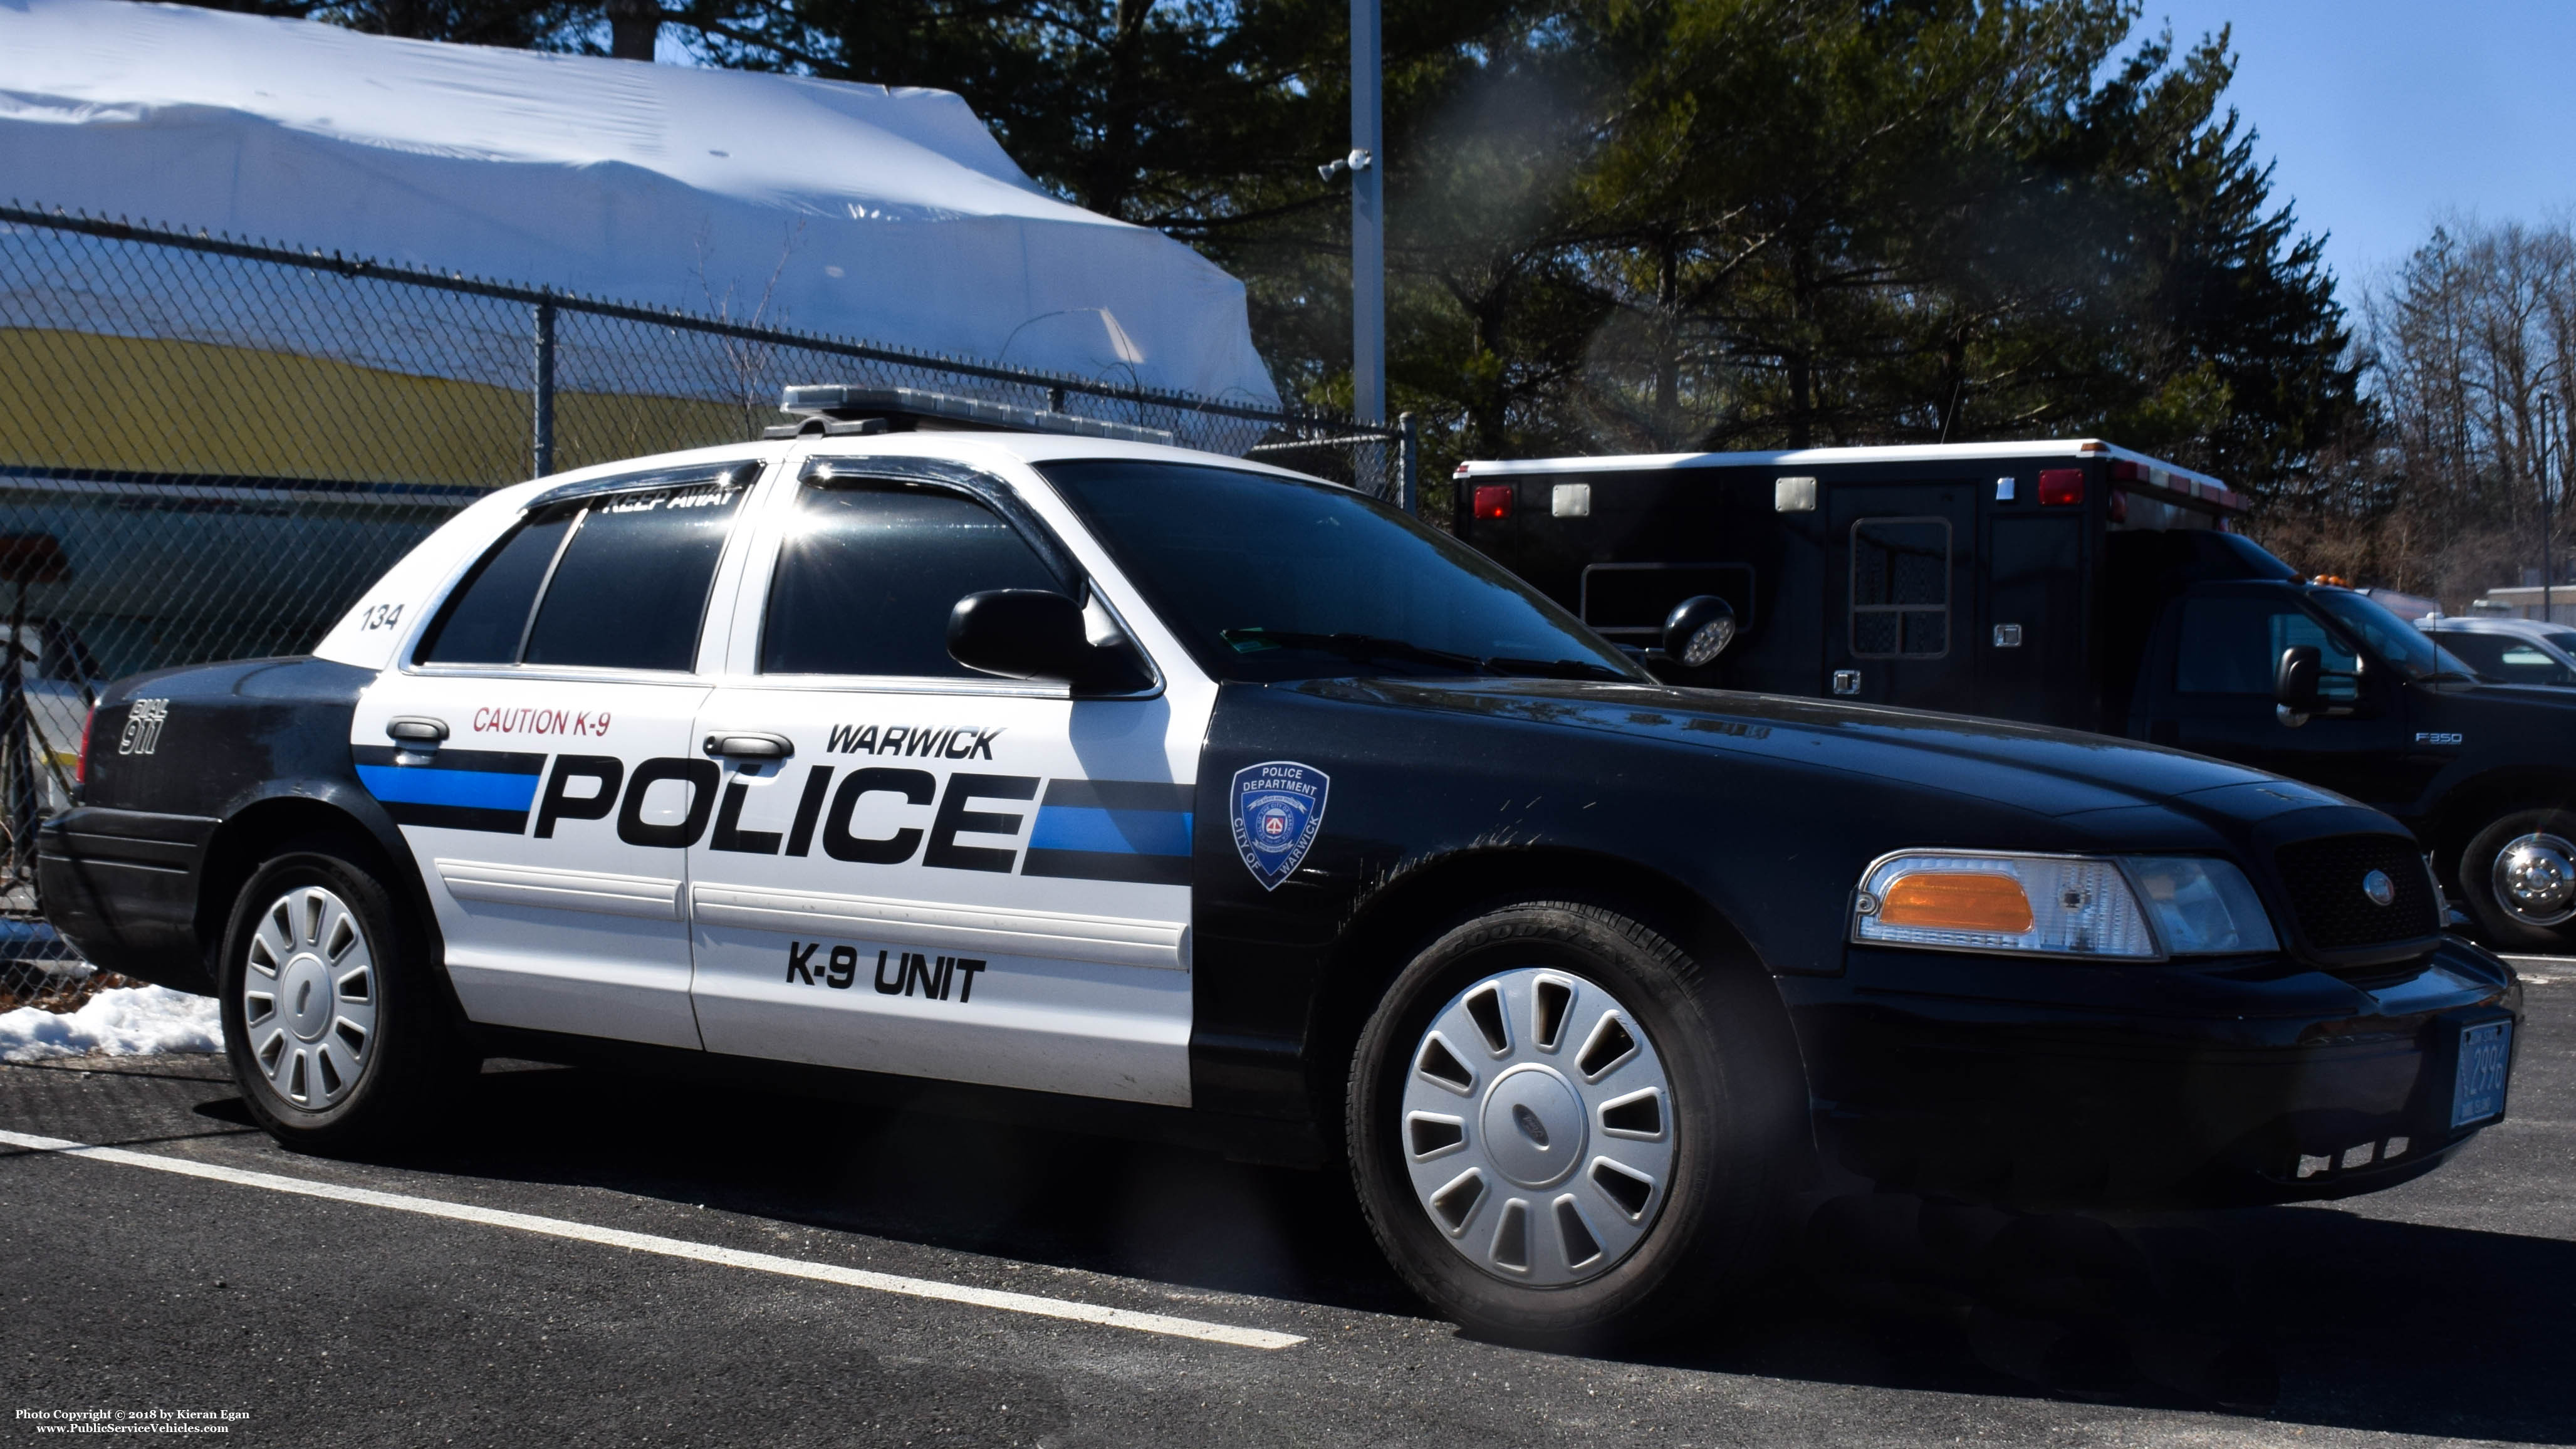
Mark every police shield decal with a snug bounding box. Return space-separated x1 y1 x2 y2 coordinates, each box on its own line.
1230 761 1328 891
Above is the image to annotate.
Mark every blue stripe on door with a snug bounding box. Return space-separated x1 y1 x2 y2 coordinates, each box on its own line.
1026 805 1193 857
355 763 544 812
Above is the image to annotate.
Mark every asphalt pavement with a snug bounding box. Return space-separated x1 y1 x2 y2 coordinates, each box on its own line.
4 964 2572 1447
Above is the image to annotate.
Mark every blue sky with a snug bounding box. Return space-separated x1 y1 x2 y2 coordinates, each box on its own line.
2135 1 2576 295
654 2 2557 303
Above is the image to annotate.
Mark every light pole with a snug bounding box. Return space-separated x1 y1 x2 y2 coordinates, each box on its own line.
2543 392 2557 625
1352 0 1383 424
1322 0 1385 425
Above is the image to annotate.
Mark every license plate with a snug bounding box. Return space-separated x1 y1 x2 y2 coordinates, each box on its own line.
2451 1021 2513 1129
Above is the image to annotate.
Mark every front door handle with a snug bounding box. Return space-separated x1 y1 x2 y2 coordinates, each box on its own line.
702 731 793 760
387 716 449 746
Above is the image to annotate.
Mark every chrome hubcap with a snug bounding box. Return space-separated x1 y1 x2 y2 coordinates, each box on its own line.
1400 968 1674 1287
240 886 377 1109
2493 833 2576 926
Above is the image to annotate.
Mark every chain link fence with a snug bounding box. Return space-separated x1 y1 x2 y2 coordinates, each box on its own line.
0 202 1412 997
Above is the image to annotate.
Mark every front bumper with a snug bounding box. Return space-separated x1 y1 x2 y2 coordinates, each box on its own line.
1783 936 2522 1208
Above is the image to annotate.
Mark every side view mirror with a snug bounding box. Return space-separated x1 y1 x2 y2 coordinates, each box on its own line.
1645 595 1738 681
947 589 1150 694
2275 645 2322 726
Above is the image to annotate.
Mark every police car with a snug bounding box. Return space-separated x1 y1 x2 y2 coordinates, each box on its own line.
39 390 2521 1345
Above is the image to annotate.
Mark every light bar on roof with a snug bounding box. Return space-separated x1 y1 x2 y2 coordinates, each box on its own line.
2107 458 2243 515
770 384 1176 446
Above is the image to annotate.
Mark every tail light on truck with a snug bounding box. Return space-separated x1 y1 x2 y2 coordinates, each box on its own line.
2036 469 2086 506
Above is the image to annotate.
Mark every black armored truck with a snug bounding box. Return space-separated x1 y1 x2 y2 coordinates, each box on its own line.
1456 441 2576 950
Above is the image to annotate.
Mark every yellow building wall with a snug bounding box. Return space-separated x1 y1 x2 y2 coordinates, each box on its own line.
0 328 765 486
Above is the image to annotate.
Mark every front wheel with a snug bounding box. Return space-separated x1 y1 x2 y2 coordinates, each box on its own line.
2456 808 2576 951
220 840 466 1151
1345 901 1801 1346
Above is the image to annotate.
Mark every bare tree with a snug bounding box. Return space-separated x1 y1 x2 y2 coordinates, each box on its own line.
2263 216 2576 609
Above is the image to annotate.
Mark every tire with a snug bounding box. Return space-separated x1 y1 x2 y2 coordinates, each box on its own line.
2456 808 2576 951
1345 899 1802 1347
219 838 466 1151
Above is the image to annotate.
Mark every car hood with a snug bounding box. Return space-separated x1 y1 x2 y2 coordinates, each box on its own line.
1303 677 2359 827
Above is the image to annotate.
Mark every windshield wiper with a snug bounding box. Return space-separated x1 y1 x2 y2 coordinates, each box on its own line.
1220 629 1634 683
1484 654 1634 681
1221 629 1491 674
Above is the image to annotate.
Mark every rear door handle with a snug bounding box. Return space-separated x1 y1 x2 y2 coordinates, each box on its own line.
387 716 449 746
702 731 793 760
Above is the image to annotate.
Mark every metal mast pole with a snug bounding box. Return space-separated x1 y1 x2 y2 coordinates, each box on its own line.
1351 0 1384 425
532 295 558 479
2545 394 2557 625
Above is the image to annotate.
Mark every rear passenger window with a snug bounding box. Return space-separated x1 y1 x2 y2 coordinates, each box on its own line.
416 511 575 666
415 474 747 671
761 481 1060 677
525 485 745 670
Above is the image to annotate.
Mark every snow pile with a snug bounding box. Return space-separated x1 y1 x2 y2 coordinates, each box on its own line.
0 0 1280 405
0 985 222 1063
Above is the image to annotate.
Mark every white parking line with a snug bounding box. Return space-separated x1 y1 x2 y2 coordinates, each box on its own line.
2503 955 2570 983
0 1129 1304 1351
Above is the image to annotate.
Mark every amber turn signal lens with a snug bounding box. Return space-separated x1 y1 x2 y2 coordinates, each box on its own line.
1879 872 2035 933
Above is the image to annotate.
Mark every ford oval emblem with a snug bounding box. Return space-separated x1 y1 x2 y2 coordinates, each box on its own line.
2362 869 2397 907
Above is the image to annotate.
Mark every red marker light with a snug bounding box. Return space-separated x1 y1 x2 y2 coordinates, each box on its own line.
1473 485 1514 521
2036 469 2085 506
76 705 93 787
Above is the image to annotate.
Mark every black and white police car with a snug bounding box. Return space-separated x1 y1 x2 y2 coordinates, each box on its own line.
41 390 2521 1344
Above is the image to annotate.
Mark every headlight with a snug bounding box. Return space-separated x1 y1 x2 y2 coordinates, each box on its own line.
2124 855 2278 954
1852 852 2276 959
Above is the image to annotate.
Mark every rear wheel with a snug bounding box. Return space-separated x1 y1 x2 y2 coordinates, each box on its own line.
2456 808 2576 951
220 840 465 1151
1345 900 1800 1346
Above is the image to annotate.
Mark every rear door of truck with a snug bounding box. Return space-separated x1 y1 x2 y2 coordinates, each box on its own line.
1825 481 1982 711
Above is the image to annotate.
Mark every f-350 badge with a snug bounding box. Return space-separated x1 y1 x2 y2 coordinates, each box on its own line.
1231 761 1329 891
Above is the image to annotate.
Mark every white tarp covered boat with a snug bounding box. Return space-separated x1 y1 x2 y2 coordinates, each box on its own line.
0 0 1278 405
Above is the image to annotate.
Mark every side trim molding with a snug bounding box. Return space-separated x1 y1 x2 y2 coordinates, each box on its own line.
435 859 684 921
689 883 1186 971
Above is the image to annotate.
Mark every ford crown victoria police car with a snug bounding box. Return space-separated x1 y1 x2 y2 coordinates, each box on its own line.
39 410 2521 1344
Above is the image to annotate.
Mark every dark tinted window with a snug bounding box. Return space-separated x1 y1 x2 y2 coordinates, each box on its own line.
1582 563 1755 638
523 483 746 671
761 483 1060 677
2307 588 2472 681
416 511 574 665
2437 631 2576 686
2176 597 2358 698
1036 460 1639 683
1850 518 1949 657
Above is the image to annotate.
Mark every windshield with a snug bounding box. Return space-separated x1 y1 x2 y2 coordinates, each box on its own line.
2310 588 2476 681
1036 460 1643 684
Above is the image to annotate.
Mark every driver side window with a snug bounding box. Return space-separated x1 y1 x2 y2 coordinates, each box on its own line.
2176 597 2360 700
759 479 1062 678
